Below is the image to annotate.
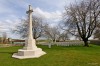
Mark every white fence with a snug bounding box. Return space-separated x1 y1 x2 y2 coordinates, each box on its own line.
56 41 84 46
38 41 84 47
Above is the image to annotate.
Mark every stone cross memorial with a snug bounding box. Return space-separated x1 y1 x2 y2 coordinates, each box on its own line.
12 5 46 59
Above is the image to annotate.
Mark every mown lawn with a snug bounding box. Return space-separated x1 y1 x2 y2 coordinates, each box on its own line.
0 44 100 66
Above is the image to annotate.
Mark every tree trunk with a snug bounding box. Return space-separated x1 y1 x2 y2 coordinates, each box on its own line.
52 39 55 42
83 39 89 47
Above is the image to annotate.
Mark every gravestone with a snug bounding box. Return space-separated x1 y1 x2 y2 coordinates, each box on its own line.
12 5 46 59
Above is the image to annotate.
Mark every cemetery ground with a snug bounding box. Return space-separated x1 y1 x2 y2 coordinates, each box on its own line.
0 44 100 66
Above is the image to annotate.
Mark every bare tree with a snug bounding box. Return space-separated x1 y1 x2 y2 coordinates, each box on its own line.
43 24 60 42
63 0 100 46
58 31 69 41
13 16 43 39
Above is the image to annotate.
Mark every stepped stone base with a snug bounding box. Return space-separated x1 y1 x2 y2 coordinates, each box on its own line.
12 48 46 59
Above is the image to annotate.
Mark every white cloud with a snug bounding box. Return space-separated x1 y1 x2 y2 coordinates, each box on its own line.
33 7 62 25
1 0 80 39
34 7 62 19
0 16 21 38
0 7 62 32
33 7 63 27
0 15 20 32
0 7 63 38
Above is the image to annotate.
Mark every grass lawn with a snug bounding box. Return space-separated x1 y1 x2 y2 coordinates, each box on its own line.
0 44 100 66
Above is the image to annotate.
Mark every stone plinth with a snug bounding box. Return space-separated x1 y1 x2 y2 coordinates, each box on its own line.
12 48 46 59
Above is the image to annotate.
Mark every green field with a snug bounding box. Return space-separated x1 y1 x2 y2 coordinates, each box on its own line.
0 45 100 66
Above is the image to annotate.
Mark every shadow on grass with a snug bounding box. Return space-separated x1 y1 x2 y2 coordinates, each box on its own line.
0 51 16 55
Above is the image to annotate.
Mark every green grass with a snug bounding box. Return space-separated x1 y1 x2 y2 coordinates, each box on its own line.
0 45 100 66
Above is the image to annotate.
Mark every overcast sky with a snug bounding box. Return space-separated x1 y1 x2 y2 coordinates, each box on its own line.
0 0 80 39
